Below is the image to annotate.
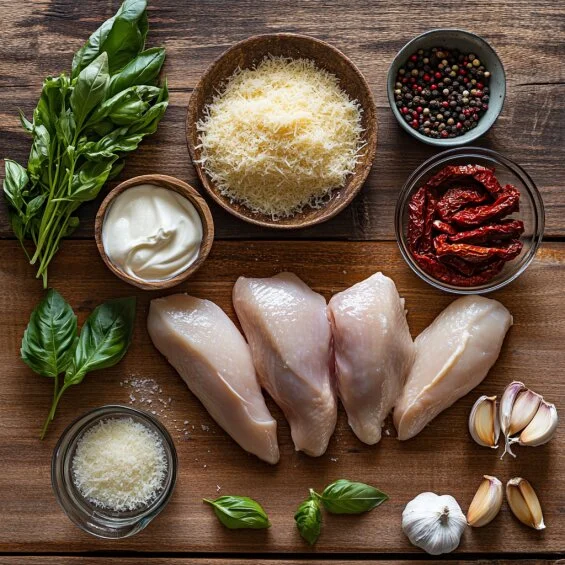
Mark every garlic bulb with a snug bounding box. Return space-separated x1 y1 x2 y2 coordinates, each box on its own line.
402 492 467 555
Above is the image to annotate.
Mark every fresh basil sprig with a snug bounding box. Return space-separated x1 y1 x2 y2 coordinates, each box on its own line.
204 496 270 530
21 290 136 438
294 480 388 545
315 479 389 514
294 493 322 546
3 0 168 287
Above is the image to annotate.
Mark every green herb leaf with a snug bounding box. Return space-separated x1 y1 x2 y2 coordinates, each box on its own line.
70 52 110 127
21 289 77 378
203 496 270 530
18 109 34 134
318 479 389 514
65 296 136 386
294 496 322 545
33 75 69 134
108 47 165 97
3 159 29 212
69 156 118 201
72 15 117 79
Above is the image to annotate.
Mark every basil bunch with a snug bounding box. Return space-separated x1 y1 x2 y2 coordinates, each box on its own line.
21 289 136 438
3 0 168 287
204 496 271 530
295 480 388 545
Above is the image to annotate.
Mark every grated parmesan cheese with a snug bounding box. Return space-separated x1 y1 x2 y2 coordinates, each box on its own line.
71 417 167 512
196 56 364 219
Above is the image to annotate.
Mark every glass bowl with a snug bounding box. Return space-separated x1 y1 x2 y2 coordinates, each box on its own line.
395 147 544 294
52 405 177 539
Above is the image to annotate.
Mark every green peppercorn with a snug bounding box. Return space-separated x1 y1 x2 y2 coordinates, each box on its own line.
447 117 455 125
411 68 419 76
436 113 444 121
473 58 480 67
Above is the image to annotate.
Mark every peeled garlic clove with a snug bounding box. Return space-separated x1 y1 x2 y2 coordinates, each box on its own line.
508 389 542 436
506 477 545 530
516 400 558 447
500 381 526 458
469 395 500 448
467 475 503 527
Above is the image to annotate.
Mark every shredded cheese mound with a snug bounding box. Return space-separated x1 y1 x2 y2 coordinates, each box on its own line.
196 56 364 219
71 417 167 512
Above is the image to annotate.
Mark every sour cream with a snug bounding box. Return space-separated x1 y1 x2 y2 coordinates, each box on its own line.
102 184 203 282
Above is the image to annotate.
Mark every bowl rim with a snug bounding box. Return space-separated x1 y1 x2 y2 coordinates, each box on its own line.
395 147 545 294
386 28 507 147
94 174 214 291
186 32 378 229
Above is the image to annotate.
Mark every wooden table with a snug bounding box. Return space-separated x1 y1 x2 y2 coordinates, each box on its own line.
0 1 563 563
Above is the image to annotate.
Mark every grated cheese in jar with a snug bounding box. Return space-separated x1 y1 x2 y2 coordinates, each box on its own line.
196 56 364 219
71 417 167 512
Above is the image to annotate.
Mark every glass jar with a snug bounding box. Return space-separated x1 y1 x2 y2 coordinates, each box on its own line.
51 405 177 539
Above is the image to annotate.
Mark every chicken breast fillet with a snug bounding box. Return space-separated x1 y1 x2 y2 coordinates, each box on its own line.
394 295 512 441
233 272 337 457
147 294 279 464
328 273 415 445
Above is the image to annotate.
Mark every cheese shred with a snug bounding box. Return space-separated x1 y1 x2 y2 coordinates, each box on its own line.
71 417 167 512
196 56 364 219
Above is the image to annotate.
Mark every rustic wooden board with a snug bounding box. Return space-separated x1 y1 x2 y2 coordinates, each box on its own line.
0 240 563 554
0 0 563 241
0 560 559 565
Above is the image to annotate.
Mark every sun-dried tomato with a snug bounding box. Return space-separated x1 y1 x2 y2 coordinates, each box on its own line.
412 252 506 287
447 219 524 244
433 219 458 235
434 235 523 263
406 164 523 287
451 185 520 227
436 185 488 221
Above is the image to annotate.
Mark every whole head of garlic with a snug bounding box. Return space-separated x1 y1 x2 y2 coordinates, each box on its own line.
402 492 467 555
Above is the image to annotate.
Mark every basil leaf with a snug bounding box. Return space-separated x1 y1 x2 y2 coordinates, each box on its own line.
26 193 48 222
294 496 322 545
18 109 34 134
72 15 117 78
33 75 69 134
65 296 136 386
69 156 118 201
203 496 270 530
21 289 78 378
319 480 389 514
55 109 76 146
27 124 51 183
9 210 27 244
108 47 165 97
70 52 110 127
3 159 29 212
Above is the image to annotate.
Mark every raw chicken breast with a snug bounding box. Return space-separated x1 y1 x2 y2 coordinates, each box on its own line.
233 272 337 457
147 294 279 464
394 295 512 440
328 273 415 444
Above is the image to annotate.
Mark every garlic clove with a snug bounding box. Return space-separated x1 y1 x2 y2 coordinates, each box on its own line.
499 381 526 458
467 475 503 527
469 395 500 448
506 477 545 530
516 400 558 447
508 389 542 436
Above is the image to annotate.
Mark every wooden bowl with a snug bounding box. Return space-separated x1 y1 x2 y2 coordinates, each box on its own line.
95 174 214 290
186 33 378 229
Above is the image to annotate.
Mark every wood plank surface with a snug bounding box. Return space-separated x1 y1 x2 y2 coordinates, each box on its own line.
0 0 563 241
0 560 560 565
0 240 563 554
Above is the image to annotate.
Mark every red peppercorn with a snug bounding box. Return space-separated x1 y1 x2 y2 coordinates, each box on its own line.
429 84 436 91
412 110 418 117
423 74 431 82
459 69 466 75
463 77 469 83
442 101 449 108
482 103 489 111
456 122 463 129
401 107 409 115
476 82 484 89
402 77 408 84
475 90 483 97
435 71 442 79
416 106 423 113
410 54 418 62
441 130 449 138
411 119 419 128
410 77 416 83
417 85 423 92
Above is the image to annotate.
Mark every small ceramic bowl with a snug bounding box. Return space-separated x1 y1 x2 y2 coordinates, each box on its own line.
395 147 544 294
95 174 214 290
387 29 506 147
186 33 377 229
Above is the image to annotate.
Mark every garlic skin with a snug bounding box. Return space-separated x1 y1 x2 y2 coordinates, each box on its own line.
469 395 500 448
402 492 467 555
506 478 545 530
467 475 503 527
499 381 526 458
514 400 558 448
